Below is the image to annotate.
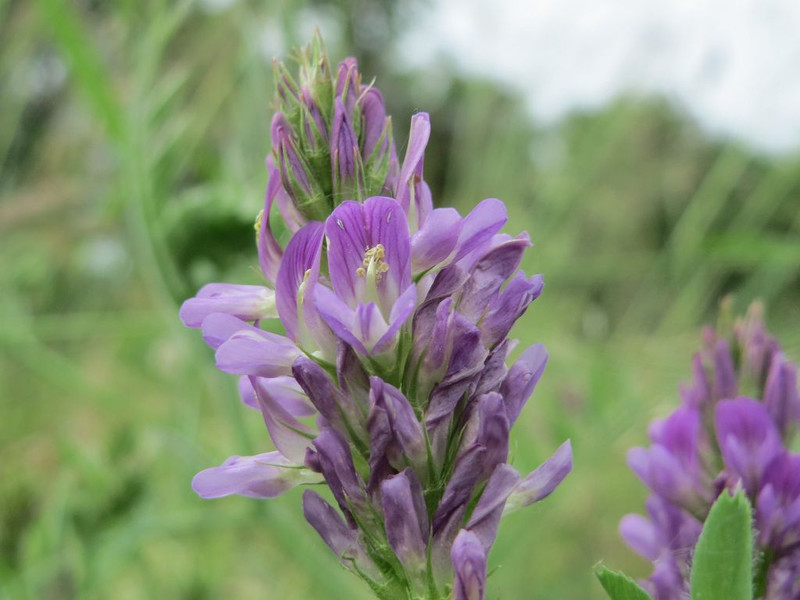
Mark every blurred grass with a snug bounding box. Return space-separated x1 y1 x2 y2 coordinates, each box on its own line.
1 1 798 599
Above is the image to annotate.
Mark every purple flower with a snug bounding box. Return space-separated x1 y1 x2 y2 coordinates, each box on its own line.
621 304 800 599
181 35 571 600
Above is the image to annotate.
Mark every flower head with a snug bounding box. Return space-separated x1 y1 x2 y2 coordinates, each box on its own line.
622 303 800 599
180 35 571 600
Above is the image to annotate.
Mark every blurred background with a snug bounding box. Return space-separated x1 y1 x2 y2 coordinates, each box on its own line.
1 0 799 598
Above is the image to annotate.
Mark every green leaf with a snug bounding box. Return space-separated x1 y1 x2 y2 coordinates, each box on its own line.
594 565 653 600
690 491 753 600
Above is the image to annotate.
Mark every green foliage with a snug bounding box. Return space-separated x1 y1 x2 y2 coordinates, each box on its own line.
595 565 653 600
690 491 754 600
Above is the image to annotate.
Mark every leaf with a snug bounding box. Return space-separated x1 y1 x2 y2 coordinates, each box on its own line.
690 491 753 600
594 565 653 600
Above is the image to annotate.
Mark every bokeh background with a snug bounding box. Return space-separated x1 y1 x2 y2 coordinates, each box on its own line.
2 0 799 598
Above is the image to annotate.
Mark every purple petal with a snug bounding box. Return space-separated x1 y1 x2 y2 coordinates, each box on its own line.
326 201 369 307
292 356 362 441
500 343 548 425
479 272 544 348
453 198 508 263
252 376 316 464
238 376 258 409
313 428 367 520
381 469 429 570
266 155 306 232
451 530 487 600
716 397 784 494
505 440 572 512
713 339 738 401
619 513 660 562
199 313 254 349
331 98 359 184
426 313 488 429
215 330 300 377
276 221 335 355
258 165 287 283
180 283 276 328
363 196 412 311
373 284 417 355
368 377 427 474
458 234 531 323
763 356 799 442
410 207 463 274
302 489 358 557
314 285 369 355
433 445 486 534
466 464 521 553
476 392 510 477
359 87 388 159
394 113 431 230
302 489 381 580
192 451 319 499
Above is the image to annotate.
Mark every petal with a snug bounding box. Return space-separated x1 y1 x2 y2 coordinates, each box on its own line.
359 86 388 159
479 272 544 348
363 196 412 310
466 463 521 553
326 201 368 307
458 234 531 323
257 165 287 284
180 283 277 328
199 313 252 349
410 207 463 274
314 285 369 355
381 469 429 571
192 451 319 499
276 221 335 355
764 356 799 442
716 397 784 494
504 440 572 513
215 330 300 378
433 445 486 534
313 428 368 520
619 514 660 562
500 343 548 425
451 530 487 600
394 113 431 230
253 376 316 464
368 377 427 473
292 356 363 441
373 284 417 355
453 198 508 263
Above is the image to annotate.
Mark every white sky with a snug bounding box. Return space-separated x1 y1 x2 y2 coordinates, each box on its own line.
400 0 800 154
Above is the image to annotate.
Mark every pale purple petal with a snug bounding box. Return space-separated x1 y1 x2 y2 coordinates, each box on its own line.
451 530 487 600
325 201 368 307
466 464 521 553
505 440 572 513
453 198 508 263
253 376 316 463
500 343 548 425
381 469 429 570
410 207 462 274
192 451 319 499
716 397 784 494
215 330 300 378
180 283 276 328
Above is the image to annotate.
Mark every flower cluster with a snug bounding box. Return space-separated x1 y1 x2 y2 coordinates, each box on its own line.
622 304 800 600
180 37 572 600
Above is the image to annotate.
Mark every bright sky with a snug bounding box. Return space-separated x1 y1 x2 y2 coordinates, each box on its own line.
401 0 800 154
